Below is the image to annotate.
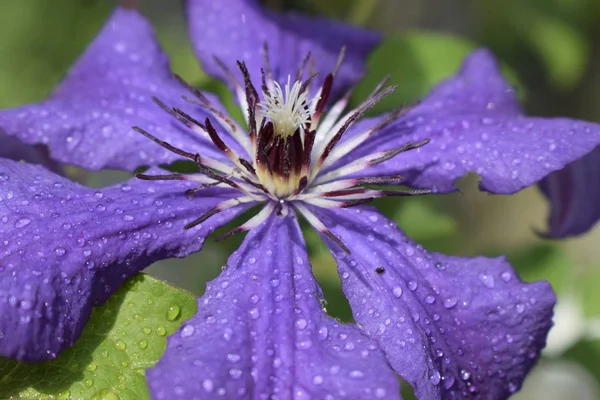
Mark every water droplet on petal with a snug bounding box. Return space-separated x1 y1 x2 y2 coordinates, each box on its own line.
460 369 471 381
443 297 458 309
180 324 195 338
295 319 307 330
392 287 403 298
14 217 31 228
318 326 329 340
515 303 525 314
479 274 495 288
202 379 214 393
429 370 441 385
229 368 243 379
349 370 364 379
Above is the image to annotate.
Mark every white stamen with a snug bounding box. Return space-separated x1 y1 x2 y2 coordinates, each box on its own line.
259 76 318 137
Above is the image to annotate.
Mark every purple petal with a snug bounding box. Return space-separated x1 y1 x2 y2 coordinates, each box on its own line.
147 215 399 400
186 0 380 96
0 7 234 171
318 206 555 399
539 145 600 237
340 49 600 193
0 159 247 361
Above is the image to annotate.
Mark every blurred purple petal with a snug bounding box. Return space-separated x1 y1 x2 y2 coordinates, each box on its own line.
539 145 600 237
186 0 380 97
318 206 555 399
0 7 234 171
0 131 61 174
147 215 399 400
0 159 248 361
339 49 600 193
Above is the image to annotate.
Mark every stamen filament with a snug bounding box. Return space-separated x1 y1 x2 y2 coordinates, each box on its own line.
293 203 350 253
216 201 276 241
184 196 255 230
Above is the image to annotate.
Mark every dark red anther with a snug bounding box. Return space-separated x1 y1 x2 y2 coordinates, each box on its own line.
313 74 333 120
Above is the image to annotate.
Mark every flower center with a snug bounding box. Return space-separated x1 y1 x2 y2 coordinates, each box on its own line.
252 75 322 199
135 46 431 251
259 77 316 138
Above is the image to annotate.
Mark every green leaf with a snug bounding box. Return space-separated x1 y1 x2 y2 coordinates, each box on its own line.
525 11 589 90
393 198 457 242
352 32 477 114
579 265 600 317
0 274 197 400
501 244 572 293
0 1 111 107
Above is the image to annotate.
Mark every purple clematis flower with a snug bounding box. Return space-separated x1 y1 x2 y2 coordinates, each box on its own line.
1 0 600 398
539 145 600 237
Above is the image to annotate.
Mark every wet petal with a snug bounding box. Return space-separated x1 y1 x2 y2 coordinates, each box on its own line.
318 206 555 399
147 215 399 400
0 159 248 361
187 0 380 96
539 145 600 237
340 49 600 193
0 7 233 171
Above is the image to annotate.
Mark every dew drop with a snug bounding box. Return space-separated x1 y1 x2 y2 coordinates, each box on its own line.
138 339 148 349
248 308 260 319
166 304 181 321
349 370 364 379
295 319 308 330
479 274 495 288
86 361 98 372
229 368 243 380
180 324 195 338
460 369 471 381
14 217 31 228
425 295 435 304
442 375 456 389
392 287 403 298
443 297 458 309
296 339 313 350
156 325 167 336
54 247 66 256
429 370 441 385
312 375 324 385
202 379 214 392
408 281 418 291
113 340 126 351
515 303 525 314
318 326 329 340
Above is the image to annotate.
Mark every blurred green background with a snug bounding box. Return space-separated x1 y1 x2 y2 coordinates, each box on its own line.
1 0 599 398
